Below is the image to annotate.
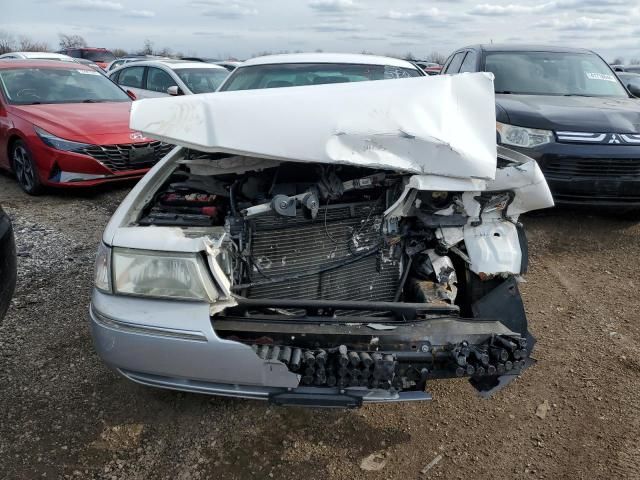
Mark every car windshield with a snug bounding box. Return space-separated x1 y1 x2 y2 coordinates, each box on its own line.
83 50 116 62
174 68 229 94
219 62 421 91
0 67 130 105
486 51 628 97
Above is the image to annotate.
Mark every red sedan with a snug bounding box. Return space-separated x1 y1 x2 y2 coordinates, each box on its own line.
0 60 172 195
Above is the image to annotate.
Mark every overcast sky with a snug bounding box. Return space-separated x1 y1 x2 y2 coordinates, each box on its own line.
4 0 640 61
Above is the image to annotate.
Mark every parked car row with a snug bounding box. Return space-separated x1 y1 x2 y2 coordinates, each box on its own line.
0 53 424 195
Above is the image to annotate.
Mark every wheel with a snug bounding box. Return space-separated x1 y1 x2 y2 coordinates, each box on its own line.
11 139 42 195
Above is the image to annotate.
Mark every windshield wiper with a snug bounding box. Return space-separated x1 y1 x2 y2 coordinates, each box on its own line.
81 99 105 103
495 90 513 94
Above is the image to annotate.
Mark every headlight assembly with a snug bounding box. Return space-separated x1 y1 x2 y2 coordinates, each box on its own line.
496 122 554 148
34 126 92 152
111 248 219 302
94 242 112 293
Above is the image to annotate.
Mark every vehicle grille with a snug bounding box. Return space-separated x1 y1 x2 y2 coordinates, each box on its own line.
542 157 640 178
79 141 173 172
246 202 401 316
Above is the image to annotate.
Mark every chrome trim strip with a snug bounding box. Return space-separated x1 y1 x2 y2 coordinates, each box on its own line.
556 131 598 137
556 131 606 142
90 304 208 342
621 134 640 144
119 369 432 403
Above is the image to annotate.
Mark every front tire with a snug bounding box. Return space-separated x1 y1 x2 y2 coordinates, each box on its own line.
11 140 42 195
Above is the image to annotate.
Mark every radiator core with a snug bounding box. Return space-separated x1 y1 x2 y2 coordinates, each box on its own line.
246 201 401 312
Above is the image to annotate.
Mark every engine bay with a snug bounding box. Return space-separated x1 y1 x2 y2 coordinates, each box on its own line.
137 155 471 311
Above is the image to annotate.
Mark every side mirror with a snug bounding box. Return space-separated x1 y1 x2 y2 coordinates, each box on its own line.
627 83 640 98
126 89 136 100
167 86 182 96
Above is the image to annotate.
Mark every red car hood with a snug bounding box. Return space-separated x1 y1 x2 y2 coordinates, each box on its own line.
12 102 150 145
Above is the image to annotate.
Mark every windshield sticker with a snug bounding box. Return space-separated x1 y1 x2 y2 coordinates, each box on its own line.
585 72 616 82
77 69 100 75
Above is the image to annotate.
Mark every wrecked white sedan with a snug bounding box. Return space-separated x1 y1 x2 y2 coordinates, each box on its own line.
90 69 553 407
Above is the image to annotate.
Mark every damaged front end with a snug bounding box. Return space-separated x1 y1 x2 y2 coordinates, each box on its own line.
92 74 553 406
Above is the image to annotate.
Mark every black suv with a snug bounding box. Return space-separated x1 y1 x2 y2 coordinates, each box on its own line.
442 45 640 209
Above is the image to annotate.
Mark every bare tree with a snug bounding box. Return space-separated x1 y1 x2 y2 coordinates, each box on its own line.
156 46 173 57
611 57 624 65
404 52 416 61
630 58 640 65
139 39 154 55
426 51 446 64
58 33 87 50
18 35 49 52
0 30 16 55
112 48 128 58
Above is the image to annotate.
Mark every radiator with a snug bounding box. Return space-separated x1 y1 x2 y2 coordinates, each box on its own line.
246 201 401 313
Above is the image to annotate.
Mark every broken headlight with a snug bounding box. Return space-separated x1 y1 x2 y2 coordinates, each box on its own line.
112 248 218 302
496 122 553 148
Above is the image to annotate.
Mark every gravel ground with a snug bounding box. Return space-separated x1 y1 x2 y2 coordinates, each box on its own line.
0 173 639 480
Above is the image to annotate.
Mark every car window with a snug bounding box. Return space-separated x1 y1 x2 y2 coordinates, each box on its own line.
117 66 145 89
444 52 466 74
0 67 131 104
459 50 478 73
486 51 628 97
82 50 116 63
220 63 421 91
110 60 125 70
174 68 228 93
146 67 175 93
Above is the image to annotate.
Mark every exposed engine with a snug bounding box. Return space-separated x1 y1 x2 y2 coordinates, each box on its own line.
136 155 531 398
138 159 467 310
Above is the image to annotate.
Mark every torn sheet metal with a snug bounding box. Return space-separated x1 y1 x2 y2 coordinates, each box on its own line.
486 160 554 215
129 73 497 179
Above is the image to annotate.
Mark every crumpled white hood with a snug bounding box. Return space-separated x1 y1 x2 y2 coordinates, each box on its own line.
130 72 498 180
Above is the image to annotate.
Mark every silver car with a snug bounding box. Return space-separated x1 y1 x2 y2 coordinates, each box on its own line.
109 60 229 99
90 54 553 407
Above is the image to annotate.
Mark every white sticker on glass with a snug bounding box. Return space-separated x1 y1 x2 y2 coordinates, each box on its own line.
585 72 616 82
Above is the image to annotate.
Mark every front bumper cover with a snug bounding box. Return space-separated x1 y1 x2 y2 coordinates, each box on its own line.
89 280 533 406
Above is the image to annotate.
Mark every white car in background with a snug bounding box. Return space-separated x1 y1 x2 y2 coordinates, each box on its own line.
109 60 229 99
0 52 76 62
106 55 170 72
216 52 424 91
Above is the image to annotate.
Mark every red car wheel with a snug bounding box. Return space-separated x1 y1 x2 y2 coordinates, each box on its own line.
11 139 42 195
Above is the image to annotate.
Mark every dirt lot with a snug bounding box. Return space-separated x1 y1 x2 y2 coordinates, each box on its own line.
0 173 639 480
